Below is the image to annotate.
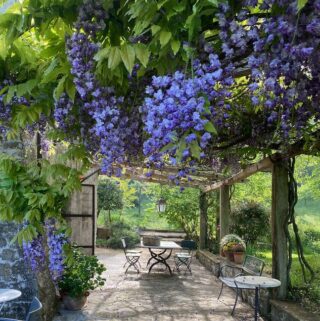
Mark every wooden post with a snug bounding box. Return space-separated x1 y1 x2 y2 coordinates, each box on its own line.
272 160 288 299
216 190 220 242
199 191 208 249
219 185 230 241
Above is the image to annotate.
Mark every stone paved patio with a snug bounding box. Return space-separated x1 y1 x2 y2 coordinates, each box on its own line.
54 248 263 321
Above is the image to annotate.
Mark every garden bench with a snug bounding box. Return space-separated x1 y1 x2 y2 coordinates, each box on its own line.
217 255 265 315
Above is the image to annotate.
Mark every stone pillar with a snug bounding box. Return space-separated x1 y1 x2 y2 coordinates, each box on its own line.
271 161 288 299
199 191 208 249
0 222 37 318
219 185 230 241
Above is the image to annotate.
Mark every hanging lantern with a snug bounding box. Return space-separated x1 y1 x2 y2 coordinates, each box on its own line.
157 197 167 212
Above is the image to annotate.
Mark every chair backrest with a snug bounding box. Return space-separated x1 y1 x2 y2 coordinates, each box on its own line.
242 255 265 276
181 240 197 252
26 297 42 321
121 237 127 253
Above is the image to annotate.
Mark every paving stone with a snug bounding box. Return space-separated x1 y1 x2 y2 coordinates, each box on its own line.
54 248 264 321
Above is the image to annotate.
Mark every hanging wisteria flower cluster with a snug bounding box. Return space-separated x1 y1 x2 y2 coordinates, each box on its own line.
23 220 68 282
54 0 143 175
141 49 235 173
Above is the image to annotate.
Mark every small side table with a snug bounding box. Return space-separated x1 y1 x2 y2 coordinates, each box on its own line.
0 289 22 313
234 276 281 321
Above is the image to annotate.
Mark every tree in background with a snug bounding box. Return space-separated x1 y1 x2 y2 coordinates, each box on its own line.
230 202 270 246
98 179 123 224
295 156 320 203
160 186 200 240
232 172 272 207
117 179 138 209
147 185 218 242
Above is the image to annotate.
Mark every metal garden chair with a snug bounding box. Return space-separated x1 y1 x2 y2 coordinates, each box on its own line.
0 297 42 321
174 240 197 274
121 237 141 274
217 255 265 315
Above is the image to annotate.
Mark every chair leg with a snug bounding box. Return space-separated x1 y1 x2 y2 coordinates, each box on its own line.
124 257 140 274
217 283 224 300
186 260 192 274
231 287 239 316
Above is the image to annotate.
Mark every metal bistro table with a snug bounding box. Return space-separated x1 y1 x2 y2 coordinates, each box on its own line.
0 289 21 313
234 276 281 321
141 240 181 275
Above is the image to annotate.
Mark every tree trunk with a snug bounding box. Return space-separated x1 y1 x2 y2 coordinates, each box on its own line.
37 235 58 321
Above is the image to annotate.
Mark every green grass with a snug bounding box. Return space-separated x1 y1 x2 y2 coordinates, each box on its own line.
295 199 320 218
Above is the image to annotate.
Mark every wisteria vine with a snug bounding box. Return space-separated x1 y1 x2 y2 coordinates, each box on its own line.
139 0 320 175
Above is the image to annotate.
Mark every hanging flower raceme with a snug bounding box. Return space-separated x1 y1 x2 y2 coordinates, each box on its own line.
141 45 236 174
23 220 68 282
54 0 141 175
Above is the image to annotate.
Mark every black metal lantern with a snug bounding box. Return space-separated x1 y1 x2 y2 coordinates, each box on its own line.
157 184 167 212
156 197 167 212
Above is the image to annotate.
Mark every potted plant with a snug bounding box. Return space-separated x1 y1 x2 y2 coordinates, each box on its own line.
232 242 246 264
220 234 245 262
58 248 106 310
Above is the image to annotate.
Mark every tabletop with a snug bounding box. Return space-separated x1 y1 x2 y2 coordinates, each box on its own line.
234 276 281 289
0 289 21 303
140 240 181 250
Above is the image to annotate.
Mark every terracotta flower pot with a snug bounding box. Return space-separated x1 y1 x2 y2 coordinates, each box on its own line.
220 248 226 257
233 252 245 264
62 293 88 310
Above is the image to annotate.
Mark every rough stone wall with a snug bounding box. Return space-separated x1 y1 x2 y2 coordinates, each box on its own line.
0 222 37 318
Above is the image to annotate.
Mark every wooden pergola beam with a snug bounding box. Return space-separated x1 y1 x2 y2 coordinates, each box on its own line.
118 164 222 180
203 157 273 192
120 173 204 188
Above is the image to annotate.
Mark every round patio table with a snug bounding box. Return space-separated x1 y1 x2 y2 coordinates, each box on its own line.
234 276 281 321
0 289 21 312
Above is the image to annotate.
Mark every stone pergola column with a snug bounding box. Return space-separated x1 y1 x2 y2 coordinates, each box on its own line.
271 160 288 299
219 185 230 240
199 191 208 249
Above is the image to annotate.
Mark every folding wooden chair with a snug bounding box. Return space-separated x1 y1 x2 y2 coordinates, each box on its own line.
121 237 141 274
174 240 197 274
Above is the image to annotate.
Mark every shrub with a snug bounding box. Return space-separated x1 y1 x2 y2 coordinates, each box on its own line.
230 202 269 246
105 221 139 249
302 230 320 253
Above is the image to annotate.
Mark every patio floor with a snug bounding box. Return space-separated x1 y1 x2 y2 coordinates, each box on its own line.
54 248 263 321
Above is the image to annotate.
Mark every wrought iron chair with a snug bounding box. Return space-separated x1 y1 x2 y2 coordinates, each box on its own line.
0 297 42 321
174 240 197 274
217 255 265 315
121 237 141 274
